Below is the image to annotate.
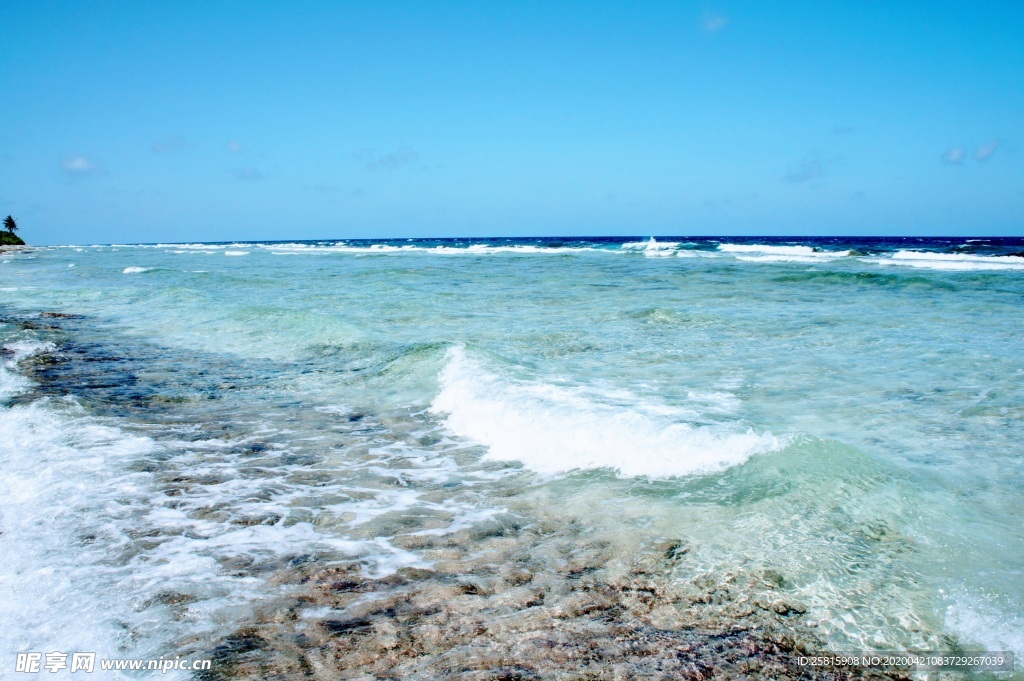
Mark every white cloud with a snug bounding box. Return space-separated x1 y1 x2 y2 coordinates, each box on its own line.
227 140 244 153
942 147 966 165
702 9 729 33
62 156 106 176
975 140 1000 162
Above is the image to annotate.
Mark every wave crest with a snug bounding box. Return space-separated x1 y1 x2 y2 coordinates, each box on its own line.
877 250 1024 271
430 346 782 478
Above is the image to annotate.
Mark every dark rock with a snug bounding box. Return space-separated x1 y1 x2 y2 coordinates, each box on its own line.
321 618 374 635
40 311 83 319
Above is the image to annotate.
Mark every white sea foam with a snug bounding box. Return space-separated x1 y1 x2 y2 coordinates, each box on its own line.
122 266 151 273
0 401 182 677
224 250 250 256
873 250 1024 271
1 339 56 400
719 244 818 255
686 390 742 414
718 243 851 262
455 243 596 254
0 365 29 401
430 346 781 477
675 250 721 258
262 242 597 255
621 238 681 256
944 589 1024 657
0 348 454 675
0 399 438 675
155 243 228 250
620 239 653 250
3 338 57 362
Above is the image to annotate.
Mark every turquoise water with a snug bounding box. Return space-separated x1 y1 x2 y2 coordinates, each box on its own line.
1 237 1022 676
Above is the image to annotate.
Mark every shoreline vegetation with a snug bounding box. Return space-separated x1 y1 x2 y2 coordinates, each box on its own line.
2 215 25 247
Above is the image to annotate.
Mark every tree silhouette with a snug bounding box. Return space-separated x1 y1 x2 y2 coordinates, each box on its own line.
3 215 16 234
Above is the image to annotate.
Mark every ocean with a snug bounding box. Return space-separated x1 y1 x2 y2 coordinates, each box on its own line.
1 236 1022 678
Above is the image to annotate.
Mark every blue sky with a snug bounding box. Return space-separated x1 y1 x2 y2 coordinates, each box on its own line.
1 1 1022 244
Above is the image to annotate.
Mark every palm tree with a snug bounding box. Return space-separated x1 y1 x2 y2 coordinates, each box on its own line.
3 215 16 234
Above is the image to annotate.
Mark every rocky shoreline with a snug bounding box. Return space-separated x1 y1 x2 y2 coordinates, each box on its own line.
194 508 909 680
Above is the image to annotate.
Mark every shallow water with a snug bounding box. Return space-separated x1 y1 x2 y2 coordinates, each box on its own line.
1 236 1022 678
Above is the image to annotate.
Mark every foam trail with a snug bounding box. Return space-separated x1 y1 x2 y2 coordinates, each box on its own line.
122 266 150 273
430 346 781 477
261 243 598 255
874 250 1024 271
155 243 228 250
718 243 851 262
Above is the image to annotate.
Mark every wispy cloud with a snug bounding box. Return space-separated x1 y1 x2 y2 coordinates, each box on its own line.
354 147 418 171
62 156 106 177
228 166 264 180
226 140 244 154
783 157 825 183
942 147 966 165
152 135 189 154
702 9 729 33
975 140 1001 162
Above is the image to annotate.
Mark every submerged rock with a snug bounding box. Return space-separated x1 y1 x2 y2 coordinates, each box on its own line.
40 311 84 319
195 519 908 681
